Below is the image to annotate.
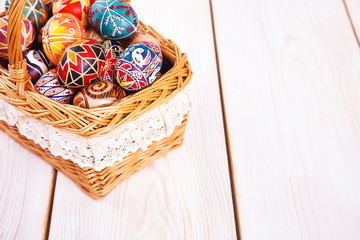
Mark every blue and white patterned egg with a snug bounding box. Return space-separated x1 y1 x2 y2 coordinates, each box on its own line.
88 0 138 40
35 69 76 104
115 41 162 91
25 50 52 84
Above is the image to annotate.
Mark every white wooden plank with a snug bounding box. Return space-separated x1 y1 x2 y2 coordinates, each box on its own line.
48 0 237 239
0 130 55 239
211 0 360 239
344 0 360 44
0 3 55 239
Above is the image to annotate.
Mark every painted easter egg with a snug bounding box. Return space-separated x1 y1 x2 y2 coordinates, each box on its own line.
115 41 162 91
101 40 123 82
25 50 52 84
57 39 106 89
73 81 126 108
42 13 86 65
53 0 90 28
88 0 138 40
35 69 76 104
5 0 48 31
0 17 35 60
86 28 105 43
129 32 160 47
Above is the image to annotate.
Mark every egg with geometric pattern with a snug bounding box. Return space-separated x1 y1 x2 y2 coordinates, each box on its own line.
35 69 76 104
115 41 162 91
24 50 52 84
101 40 123 82
57 39 106 89
42 13 86 65
0 17 35 60
5 0 48 31
73 81 126 108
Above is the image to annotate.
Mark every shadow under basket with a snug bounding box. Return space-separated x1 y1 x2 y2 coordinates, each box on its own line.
0 0 193 199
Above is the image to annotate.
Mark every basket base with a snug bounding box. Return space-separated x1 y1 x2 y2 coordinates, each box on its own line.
0 115 188 200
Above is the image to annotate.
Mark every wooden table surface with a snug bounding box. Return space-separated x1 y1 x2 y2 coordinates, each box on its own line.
2 0 360 239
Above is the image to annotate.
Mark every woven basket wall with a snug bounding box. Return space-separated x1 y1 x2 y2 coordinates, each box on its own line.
0 0 193 199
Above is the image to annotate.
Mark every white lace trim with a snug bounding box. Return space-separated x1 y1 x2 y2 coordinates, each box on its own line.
0 87 191 171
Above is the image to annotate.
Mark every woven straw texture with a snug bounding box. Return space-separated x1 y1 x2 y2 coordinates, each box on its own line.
0 0 193 199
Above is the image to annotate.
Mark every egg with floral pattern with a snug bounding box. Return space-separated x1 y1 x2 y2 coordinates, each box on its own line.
0 17 35 60
53 0 91 28
88 0 138 40
5 0 48 31
35 69 76 104
73 81 126 108
57 39 106 89
101 40 123 82
42 13 86 65
115 41 162 91
25 50 52 84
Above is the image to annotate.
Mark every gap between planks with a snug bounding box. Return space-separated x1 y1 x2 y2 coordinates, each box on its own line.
44 170 58 240
209 0 241 239
342 0 360 47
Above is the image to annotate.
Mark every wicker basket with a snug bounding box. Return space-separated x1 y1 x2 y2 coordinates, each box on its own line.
0 0 192 199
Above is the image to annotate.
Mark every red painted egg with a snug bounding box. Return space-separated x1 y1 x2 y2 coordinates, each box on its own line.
73 81 126 108
0 17 35 60
42 13 86 65
53 0 91 28
57 39 106 89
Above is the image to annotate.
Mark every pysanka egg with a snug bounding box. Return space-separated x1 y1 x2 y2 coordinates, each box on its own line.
88 0 138 40
35 69 76 104
73 81 126 108
5 0 48 31
53 0 91 28
25 50 52 84
57 39 106 89
42 13 86 65
115 41 163 91
101 40 123 82
0 17 35 60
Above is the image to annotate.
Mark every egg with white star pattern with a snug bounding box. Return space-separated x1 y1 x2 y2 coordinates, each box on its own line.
57 39 106 89
88 0 138 40
35 69 76 104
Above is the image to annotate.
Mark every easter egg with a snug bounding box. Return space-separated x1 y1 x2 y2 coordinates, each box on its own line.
53 0 90 28
73 81 126 108
115 41 162 91
129 32 160 47
0 17 35 60
101 40 123 82
88 0 138 40
35 69 76 104
42 13 86 65
25 50 52 84
5 0 48 31
86 28 105 43
57 39 106 89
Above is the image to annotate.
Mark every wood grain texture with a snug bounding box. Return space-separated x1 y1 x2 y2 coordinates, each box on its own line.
0 130 54 239
48 0 237 239
211 0 360 239
344 0 360 45
0 3 55 240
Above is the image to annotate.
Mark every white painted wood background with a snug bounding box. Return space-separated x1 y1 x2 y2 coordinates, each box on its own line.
2 0 360 239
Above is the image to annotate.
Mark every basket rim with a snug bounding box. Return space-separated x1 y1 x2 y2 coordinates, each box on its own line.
0 5 193 138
